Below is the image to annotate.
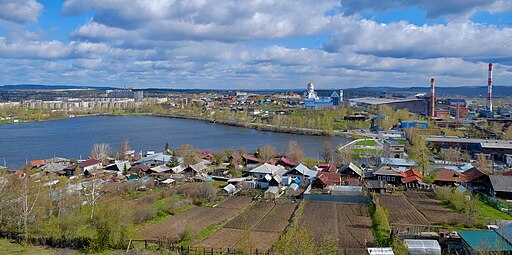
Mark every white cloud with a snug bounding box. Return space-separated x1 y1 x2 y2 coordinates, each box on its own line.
324 19 512 63
66 0 337 42
0 0 43 24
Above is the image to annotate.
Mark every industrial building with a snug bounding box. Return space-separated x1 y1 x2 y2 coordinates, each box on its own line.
349 97 429 116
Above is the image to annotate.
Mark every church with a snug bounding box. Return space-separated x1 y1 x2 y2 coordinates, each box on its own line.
303 82 343 110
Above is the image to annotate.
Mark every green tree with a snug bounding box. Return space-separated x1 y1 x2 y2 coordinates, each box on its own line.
164 142 170 154
168 150 180 167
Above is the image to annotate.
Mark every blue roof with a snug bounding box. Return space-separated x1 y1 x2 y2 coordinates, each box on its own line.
379 157 415 167
460 230 512 251
497 224 512 244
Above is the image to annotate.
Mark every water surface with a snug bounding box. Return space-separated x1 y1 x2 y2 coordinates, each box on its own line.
0 116 351 167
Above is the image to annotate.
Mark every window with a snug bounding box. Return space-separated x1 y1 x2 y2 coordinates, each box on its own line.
378 176 381 180
387 176 390 181
391 177 395 181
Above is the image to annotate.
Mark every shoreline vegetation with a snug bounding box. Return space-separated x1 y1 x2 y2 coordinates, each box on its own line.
0 105 369 139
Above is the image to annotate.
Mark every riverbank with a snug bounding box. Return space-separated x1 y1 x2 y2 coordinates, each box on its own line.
151 113 370 139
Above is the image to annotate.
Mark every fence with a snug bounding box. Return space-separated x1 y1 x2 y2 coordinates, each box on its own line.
478 191 512 215
167 244 271 255
303 193 372 204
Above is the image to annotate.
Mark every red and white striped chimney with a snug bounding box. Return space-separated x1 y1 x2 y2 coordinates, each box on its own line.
487 63 493 112
430 78 435 117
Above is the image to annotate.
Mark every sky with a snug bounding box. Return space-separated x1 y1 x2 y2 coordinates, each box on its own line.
0 0 512 89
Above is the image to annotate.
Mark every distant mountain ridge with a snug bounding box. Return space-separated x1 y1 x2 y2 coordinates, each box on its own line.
0 84 116 90
2 84 512 98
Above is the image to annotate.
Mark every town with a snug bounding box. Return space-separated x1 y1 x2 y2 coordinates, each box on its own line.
1 63 512 254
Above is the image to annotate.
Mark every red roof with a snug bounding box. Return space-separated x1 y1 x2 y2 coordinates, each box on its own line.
316 172 341 186
279 157 297 166
317 163 334 168
402 175 422 183
30 159 47 167
77 159 102 168
435 169 467 183
201 151 214 159
503 171 512 176
404 169 422 178
322 165 337 172
401 169 423 183
242 154 263 163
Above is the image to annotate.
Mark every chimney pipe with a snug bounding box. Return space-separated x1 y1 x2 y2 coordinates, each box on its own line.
487 63 493 112
430 78 435 117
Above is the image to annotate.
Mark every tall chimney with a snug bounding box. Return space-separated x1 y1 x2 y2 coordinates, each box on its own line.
487 63 493 112
430 78 435 117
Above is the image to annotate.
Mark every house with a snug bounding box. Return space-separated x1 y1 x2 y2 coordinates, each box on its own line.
105 160 131 172
489 175 512 199
149 165 172 174
378 157 415 171
383 139 405 158
30 159 47 168
282 164 318 185
401 169 423 185
277 157 297 168
264 186 280 199
183 162 208 179
372 166 404 185
463 167 490 193
248 163 286 189
135 153 174 165
242 154 263 166
313 172 341 189
130 164 150 174
338 162 364 179
366 180 388 193
433 169 467 186
78 159 102 176
317 163 336 172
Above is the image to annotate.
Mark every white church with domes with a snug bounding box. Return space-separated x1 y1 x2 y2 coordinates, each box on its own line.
303 82 343 110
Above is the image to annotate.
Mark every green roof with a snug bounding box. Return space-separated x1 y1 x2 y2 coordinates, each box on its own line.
460 230 512 251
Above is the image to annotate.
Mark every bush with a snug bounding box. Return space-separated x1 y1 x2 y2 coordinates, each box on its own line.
179 183 217 205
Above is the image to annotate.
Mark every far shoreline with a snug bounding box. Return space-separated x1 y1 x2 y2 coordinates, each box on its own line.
1 112 363 139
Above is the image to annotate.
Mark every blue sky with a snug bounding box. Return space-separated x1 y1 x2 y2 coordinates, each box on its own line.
0 0 511 89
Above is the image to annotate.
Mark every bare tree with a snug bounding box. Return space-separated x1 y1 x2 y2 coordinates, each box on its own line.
335 147 352 166
320 140 334 163
177 144 201 166
120 139 131 160
84 178 104 222
258 145 277 162
10 172 44 240
475 153 492 174
442 147 462 163
90 143 112 161
284 140 305 163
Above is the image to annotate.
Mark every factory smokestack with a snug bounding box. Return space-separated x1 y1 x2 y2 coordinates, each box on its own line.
430 78 435 117
487 63 493 112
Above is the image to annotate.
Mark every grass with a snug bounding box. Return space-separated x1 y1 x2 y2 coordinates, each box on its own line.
477 200 512 221
352 148 382 157
176 221 225 247
368 201 391 246
0 239 61 255
355 139 378 146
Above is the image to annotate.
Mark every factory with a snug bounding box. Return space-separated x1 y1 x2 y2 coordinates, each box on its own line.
303 82 343 110
349 97 429 116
